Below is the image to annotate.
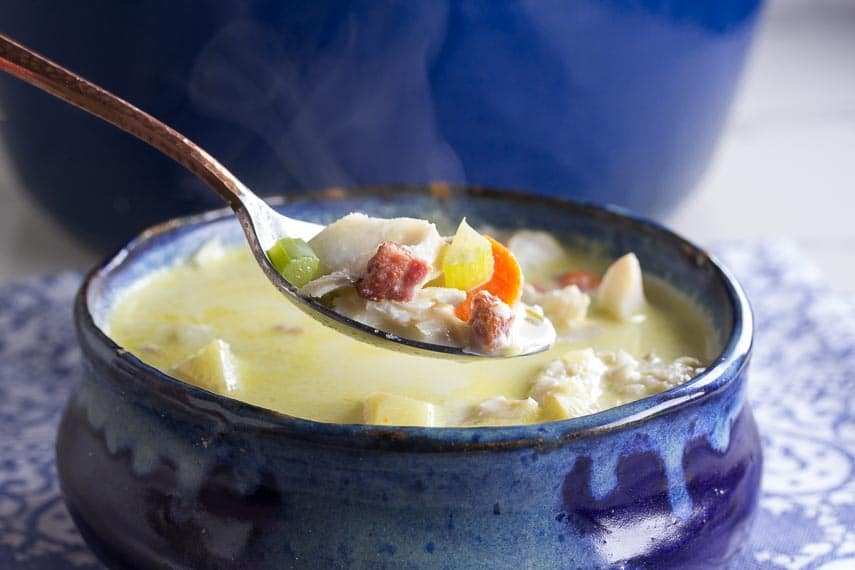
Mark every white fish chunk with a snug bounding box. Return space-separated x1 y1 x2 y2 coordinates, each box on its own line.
466 396 539 426
308 213 444 281
507 230 566 272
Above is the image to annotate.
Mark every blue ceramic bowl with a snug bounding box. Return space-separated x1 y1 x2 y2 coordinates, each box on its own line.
57 186 760 568
1 0 762 252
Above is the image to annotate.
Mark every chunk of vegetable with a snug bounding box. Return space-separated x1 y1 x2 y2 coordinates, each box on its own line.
455 236 523 321
597 253 646 321
363 393 437 426
442 219 494 291
170 339 241 394
266 237 321 287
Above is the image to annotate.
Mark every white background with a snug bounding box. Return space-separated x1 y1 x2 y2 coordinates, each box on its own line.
1 0 853 291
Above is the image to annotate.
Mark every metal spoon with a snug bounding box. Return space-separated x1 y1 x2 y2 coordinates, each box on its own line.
0 33 554 358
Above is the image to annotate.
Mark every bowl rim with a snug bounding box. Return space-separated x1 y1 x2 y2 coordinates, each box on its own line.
75 184 753 452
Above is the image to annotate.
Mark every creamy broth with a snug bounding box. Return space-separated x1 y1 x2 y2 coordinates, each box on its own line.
107 243 715 426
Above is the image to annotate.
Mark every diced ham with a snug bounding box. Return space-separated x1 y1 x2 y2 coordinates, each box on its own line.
469 291 515 353
555 269 601 292
356 242 429 302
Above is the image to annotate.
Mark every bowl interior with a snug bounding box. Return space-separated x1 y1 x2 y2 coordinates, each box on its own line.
83 185 749 441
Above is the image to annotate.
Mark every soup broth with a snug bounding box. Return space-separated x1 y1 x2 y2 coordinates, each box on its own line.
108 237 715 427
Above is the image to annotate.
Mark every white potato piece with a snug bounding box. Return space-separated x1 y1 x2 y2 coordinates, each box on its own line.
597 253 647 321
363 393 438 426
170 339 241 394
308 213 444 281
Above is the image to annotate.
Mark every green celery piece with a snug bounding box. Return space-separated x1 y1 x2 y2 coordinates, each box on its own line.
266 238 320 287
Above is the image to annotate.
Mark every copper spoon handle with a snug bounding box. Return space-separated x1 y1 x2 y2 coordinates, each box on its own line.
0 33 245 210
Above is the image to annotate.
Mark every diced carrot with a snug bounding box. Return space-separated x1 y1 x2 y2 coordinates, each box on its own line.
555 269 600 292
455 236 522 321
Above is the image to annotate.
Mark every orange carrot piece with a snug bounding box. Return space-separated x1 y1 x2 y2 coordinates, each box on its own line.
455 236 523 321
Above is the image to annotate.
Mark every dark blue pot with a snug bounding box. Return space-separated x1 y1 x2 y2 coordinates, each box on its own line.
57 186 761 568
1 0 761 252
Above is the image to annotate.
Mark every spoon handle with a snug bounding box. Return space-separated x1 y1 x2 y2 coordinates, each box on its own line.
0 33 245 209
0 34 531 359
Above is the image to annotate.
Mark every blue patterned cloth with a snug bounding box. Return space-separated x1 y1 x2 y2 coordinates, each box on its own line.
1 241 853 569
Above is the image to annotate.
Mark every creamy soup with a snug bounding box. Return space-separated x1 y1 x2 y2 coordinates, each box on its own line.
107 228 716 428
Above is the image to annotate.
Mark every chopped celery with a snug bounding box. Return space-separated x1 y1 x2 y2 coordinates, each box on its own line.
266 237 321 287
442 219 494 291
525 307 545 321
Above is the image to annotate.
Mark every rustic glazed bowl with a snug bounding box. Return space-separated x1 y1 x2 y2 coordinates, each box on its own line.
57 186 760 568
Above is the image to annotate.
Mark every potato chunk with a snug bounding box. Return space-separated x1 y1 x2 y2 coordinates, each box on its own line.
597 253 646 320
363 393 437 427
170 339 241 394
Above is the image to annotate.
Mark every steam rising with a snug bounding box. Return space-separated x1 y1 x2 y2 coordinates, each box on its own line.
188 4 465 190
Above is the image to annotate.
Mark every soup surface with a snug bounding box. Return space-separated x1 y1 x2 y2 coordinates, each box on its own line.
107 228 716 427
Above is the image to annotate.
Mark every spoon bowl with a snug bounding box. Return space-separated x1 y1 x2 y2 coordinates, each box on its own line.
0 33 553 358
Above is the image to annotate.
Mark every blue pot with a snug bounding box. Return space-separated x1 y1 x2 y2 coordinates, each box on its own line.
1 0 761 252
58 186 760 568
